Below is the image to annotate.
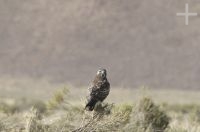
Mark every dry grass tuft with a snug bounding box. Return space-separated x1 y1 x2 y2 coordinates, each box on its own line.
73 102 132 132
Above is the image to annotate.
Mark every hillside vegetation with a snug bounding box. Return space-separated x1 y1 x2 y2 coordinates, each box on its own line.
1 0 200 89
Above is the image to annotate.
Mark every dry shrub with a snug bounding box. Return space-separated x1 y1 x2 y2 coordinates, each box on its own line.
33 101 47 114
73 102 133 132
47 87 69 110
0 121 5 131
127 97 170 132
0 102 19 115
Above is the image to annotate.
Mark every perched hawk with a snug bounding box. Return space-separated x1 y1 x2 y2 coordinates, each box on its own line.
85 69 110 111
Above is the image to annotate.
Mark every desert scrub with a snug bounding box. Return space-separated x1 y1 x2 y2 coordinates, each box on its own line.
0 102 19 115
0 121 5 131
73 102 133 132
32 101 47 114
47 87 69 110
124 97 170 132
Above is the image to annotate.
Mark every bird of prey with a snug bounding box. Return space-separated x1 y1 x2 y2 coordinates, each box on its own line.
85 68 110 111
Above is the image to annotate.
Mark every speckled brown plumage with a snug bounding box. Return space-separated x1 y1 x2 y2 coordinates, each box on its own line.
85 69 110 111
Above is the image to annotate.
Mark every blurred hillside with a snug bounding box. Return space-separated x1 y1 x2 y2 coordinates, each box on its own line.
1 0 200 89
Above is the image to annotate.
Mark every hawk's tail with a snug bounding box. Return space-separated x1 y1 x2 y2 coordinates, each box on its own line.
85 98 98 111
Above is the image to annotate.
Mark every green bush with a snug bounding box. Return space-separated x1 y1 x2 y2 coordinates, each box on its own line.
124 97 170 132
138 97 170 131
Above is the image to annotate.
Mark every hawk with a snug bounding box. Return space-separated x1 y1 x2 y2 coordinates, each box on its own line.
85 68 110 111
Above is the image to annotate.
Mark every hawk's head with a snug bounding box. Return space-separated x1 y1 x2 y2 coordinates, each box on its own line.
96 68 107 78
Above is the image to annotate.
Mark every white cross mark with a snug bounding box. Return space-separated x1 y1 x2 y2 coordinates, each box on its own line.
176 3 198 25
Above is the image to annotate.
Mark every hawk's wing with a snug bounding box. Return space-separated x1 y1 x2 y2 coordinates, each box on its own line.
89 80 110 101
85 79 110 111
